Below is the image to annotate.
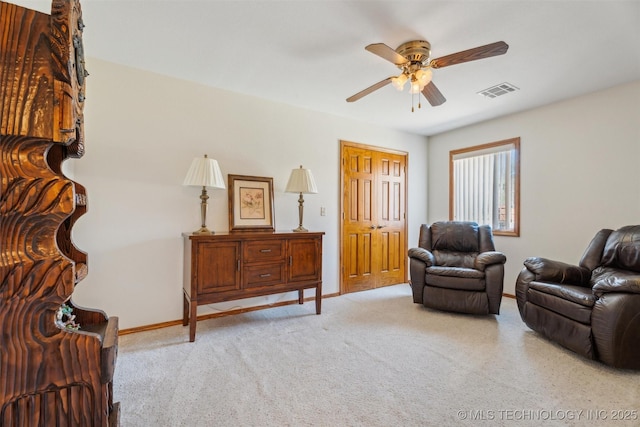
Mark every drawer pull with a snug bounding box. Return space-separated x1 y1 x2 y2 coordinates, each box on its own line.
259 273 271 278
260 249 272 253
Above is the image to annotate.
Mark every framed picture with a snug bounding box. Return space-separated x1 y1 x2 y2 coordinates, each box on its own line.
228 174 275 232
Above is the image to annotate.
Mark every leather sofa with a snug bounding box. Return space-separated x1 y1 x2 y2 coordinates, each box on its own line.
408 221 506 315
516 225 640 369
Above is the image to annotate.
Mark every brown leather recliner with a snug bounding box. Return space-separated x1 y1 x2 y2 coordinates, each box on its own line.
516 225 640 369
408 221 506 315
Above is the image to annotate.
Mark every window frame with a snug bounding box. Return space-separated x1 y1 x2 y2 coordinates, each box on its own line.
449 137 520 237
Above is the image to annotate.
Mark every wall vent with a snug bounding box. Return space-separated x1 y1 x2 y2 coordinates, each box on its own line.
477 82 519 98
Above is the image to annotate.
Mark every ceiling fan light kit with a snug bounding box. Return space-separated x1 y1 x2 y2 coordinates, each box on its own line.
347 39 509 111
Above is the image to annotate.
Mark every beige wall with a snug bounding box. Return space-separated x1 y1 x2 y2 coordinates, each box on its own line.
70 58 429 329
427 81 640 294
69 58 638 328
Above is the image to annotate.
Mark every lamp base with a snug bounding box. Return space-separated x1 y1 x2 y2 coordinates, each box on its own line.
192 226 214 235
292 226 308 233
193 186 214 235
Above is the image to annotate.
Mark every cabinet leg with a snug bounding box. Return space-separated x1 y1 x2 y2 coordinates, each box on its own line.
315 283 322 314
298 289 304 304
189 300 197 342
183 293 189 326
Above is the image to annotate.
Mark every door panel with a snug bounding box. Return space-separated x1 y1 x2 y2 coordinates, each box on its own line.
343 145 377 292
341 142 407 293
376 153 405 286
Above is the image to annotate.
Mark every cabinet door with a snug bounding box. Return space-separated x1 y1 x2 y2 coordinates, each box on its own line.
288 237 321 283
195 241 241 294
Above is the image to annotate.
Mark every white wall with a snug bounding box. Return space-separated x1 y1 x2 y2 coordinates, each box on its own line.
70 58 428 329
427 81 640 294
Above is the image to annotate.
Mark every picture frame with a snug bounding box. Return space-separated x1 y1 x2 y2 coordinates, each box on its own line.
228 174 275 232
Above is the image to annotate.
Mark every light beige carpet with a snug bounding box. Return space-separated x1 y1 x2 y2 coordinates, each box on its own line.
114 284 640 426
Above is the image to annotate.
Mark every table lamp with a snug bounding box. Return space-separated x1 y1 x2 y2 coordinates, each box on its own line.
183 154 225 234
285 165 317 232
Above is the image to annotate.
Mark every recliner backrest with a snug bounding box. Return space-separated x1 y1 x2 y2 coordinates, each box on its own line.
423 221 496 253
431 221 479 252
425 221 498 269
579 229 613 271
601 225 640 273
417 221 498 268
418 224 432 249
478 225 497 253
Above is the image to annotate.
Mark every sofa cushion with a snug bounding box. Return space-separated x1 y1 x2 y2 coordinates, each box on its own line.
601 225 640 273
426 267 485 291
433 250 477 269
427 266 485 279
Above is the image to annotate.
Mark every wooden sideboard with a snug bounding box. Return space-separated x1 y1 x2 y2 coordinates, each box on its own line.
183 231 324 341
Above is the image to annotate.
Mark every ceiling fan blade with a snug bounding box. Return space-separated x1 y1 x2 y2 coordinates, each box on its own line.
430 41 509 69
421 81 446 106
365 43 409 66
346 77 394 102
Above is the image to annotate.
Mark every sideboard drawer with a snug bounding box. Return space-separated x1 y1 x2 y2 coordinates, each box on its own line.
244 240 285 263
243 263 286 288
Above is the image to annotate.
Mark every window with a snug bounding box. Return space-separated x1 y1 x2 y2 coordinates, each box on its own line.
449 137 520 236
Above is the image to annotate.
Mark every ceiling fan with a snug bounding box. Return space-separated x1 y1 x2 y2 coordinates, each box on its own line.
346 40 509 110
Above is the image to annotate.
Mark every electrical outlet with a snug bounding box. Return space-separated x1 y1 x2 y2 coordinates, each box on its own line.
320 207 326 216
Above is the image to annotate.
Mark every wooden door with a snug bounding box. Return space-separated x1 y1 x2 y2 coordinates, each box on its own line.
340 141 407 293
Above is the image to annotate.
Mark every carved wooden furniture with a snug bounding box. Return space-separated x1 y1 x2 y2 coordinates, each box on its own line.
1 1 119 425
183 232 324 341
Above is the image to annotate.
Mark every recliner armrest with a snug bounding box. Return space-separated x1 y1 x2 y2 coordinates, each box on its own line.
474 251 506 271
523 257 591 287
408 247 435 267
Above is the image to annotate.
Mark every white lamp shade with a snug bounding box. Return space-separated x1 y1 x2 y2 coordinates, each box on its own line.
285 166 317 194
183 155 226 189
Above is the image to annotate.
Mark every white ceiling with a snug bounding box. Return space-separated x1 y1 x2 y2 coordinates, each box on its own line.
11 0 640 136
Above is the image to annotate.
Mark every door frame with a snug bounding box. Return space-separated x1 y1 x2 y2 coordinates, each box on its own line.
339 140 409 294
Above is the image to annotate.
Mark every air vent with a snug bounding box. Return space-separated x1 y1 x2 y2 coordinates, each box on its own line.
477 82 519 98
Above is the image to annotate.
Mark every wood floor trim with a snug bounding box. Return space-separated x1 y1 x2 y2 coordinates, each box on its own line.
119 292 341 335
120 291 517 335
